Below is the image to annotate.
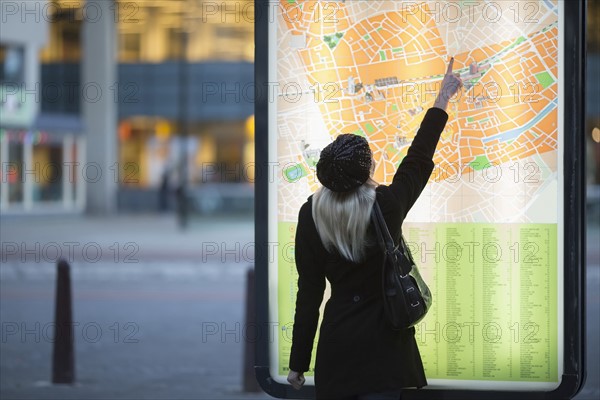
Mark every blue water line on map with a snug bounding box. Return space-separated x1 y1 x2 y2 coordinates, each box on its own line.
481 99 558 144
543 0 558 16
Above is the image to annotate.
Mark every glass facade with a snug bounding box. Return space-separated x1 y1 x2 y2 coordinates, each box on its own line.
0 130 85 212
1 0 85 213
118 118 253 188
36 0 254 202
114 0 255 191
115 0 254 63
40 0 254 63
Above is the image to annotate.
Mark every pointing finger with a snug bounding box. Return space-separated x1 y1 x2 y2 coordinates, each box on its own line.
446 57 455 75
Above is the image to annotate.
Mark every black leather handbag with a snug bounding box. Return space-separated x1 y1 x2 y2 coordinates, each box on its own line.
371 202 432 330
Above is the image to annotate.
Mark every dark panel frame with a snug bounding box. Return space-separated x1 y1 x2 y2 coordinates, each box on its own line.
254 1 586 398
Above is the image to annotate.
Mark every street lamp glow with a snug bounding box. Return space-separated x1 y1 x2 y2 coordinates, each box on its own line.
592 127 600 143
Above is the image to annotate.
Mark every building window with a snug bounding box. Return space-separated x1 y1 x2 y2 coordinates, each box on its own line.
39 1 82 62
0 130 85 212
167 29 185 60
0 45 25 85
212 26 253 61
115 0 254 63
32 141 64 203
59 21 81 61
117 118 252 188
589 1 600 52
120 32 142 62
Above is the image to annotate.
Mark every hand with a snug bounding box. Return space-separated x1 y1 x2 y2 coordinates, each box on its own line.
434 57 463 110
287 370 306 390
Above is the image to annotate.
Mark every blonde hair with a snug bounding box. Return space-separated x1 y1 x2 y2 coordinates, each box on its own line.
312 177 378 262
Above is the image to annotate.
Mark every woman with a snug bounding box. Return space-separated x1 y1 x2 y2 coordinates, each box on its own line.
287 58 462 400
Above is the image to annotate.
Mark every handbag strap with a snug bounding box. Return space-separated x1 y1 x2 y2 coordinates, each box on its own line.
371 201 395 253
370 201 411 275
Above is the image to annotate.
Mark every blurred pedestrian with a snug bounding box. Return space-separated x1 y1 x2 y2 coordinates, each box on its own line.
158 166 171 212
287 58 463 399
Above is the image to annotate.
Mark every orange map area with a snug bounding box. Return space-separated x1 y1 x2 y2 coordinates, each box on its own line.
276 0 559 222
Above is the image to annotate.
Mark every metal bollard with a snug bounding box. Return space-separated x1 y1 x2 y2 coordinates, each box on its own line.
52 259 75 384
243 265 261 392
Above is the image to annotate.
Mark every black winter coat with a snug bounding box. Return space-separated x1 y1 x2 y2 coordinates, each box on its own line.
289 107 449 399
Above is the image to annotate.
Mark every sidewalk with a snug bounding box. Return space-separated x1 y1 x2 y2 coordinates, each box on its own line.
1 213 255 263
2 214 598 400
1 213 272 400
1 278 273 400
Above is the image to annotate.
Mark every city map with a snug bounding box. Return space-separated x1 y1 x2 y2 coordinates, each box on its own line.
276 0 558 223
273 0 561 386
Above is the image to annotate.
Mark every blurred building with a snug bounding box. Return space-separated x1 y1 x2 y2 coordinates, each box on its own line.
1 0 254 214
2 0 598 215
0 1 81 214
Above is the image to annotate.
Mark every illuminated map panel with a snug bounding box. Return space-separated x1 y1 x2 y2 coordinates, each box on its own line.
268 0 562 391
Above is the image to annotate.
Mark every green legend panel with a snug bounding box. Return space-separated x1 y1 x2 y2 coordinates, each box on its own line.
405 223 558 382
277 222 557 383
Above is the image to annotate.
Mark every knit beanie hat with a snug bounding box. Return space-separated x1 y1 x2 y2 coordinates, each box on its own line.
316 134 373 192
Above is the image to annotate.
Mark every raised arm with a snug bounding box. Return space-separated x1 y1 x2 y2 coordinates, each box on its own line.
388 57 463 215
